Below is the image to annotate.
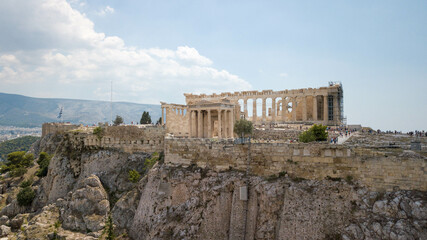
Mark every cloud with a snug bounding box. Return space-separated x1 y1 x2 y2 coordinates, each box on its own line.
0 0 251 104
279 73 288 78
96 6 114 16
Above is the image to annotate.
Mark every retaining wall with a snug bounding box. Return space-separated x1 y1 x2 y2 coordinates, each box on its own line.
165 138 427 191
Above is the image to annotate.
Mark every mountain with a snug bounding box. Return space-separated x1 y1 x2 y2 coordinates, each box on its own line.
0 92 161 127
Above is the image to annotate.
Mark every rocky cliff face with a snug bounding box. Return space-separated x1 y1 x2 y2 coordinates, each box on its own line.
129 165 426 240
0 133 425 240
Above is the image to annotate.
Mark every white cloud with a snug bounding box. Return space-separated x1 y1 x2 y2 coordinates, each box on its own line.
0 0 251 104
279 73 288 78
96 5 114 16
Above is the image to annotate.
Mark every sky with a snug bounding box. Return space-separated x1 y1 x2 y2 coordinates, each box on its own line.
0 0 426 131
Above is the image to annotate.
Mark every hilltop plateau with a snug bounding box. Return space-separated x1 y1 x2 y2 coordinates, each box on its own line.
0 126 424 239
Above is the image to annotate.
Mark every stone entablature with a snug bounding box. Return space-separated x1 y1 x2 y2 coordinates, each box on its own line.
184 83 344 126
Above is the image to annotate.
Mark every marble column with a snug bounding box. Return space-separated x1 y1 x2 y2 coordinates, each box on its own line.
244 99 248 119
302 96 307 121
272 98 276 122
198 110 202 138
207 109 212 138
230 110 234 138
218 109 222 138
225 110 229 138
333 95 339 124
262 98 266 122
292 97 297 122
253 99 257 123
282 98 286 122
313 96 318 121
323 95 329 124
189 110 193 137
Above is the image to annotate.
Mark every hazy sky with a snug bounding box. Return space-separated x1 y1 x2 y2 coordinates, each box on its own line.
0 0 426 131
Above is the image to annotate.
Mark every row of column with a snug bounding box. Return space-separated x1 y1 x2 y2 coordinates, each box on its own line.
161 106 187 125
241 94 338 124
189 109 235 138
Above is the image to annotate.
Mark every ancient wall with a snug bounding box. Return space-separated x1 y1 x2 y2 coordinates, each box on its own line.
165 107 190 137
252 129 301 141
164 138 427 191
42 122 80 137
71 125 165 153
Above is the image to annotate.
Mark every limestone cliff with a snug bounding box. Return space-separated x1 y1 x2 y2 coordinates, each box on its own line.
0 132 425 240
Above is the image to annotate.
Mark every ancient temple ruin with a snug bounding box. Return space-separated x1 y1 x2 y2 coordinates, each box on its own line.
161 83 344 138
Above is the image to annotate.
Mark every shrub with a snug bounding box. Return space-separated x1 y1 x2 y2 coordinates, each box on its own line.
105 215 115 240
10 167 27 177
93 127 104 140
299 124 328 143
128 169 141 183
20 178 33 188
17 186 35 206
144 152 159 171
36 152 52 177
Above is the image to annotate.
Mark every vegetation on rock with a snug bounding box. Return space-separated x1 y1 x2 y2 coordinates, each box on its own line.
128 169 141 183
0 151 34 177
299 124 328 143
36 152 52 177
93 126 104 140
17 185 35 206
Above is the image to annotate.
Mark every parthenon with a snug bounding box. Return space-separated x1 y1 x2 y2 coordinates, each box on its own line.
161 83 344 138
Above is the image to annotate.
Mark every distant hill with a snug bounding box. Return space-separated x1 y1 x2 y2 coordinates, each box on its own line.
0 92 161 128
0 136 40 161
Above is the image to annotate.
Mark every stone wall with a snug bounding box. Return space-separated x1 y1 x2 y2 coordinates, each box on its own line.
164 138 427 191
42 122 80 137
71 125 165 154
252 128 301 141
165 107 190 137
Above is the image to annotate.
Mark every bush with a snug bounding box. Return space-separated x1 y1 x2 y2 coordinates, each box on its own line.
144 152 159 171
299 124 328 143
1 151 34 176
17 186 35 206
93 127 104 140
234 119 253 138
10 167 27 177
20 178 33 188
128 169 141 183
36 152 52 177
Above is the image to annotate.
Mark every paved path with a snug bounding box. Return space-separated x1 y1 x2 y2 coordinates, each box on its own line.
335 132 358 144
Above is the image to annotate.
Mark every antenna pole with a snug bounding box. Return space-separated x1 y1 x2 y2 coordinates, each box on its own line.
110 80 113 125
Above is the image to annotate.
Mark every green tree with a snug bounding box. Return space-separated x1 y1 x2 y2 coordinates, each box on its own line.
36 152 52 177
298 124 328 143
156 117 162 125
113 115 124 126
1 151 34 176
234 119 253 138
128 169 141 183
140 111 152 124
17 186 35 206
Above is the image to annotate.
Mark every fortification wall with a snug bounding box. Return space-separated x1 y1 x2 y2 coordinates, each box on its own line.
67 125 165 153
164 138 427 191
42 122 80 137
252 129 301 141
